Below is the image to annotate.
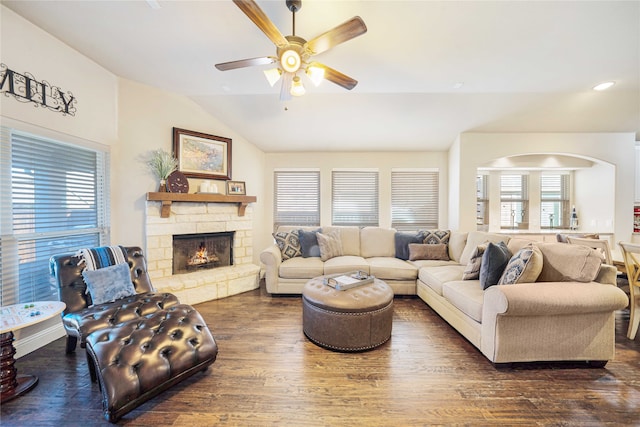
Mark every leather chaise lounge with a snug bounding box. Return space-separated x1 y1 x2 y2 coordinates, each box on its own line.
50 246 218 422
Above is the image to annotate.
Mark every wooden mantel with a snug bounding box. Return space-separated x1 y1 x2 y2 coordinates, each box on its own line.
147 192 257 218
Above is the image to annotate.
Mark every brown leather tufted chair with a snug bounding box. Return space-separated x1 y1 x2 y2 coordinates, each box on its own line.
50 246 180 353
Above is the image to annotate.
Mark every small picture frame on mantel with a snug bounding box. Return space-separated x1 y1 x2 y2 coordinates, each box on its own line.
226 181 246 196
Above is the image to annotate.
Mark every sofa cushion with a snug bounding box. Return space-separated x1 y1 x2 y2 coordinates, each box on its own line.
536 242 603 283
460 231 511 266
480 241 511 289
421 229 451 245
279 257 324 279
322 226 361 256
272 229 301 261
323 256 370 276
81 262 136 306
367 257 418 281
462 243 488 280
442 280 485 323
499 244 543 285
317 231 344 261
448 231 468 263
417 265 466 296
299 229 321 258
409 243 450 261
395 232 424 260
360 227 396 258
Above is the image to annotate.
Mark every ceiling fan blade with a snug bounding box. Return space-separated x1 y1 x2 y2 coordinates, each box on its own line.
215 56 276 71
305 16 367 56
309 62 358 90
233 0 289 49
280 73 293 101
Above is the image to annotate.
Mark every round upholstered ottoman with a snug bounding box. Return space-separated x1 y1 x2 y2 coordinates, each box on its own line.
302 277 393 352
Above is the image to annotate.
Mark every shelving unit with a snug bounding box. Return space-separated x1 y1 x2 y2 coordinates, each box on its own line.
146 192 257 218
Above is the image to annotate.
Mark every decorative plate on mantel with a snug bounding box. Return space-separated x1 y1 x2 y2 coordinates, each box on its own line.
167 170 189 193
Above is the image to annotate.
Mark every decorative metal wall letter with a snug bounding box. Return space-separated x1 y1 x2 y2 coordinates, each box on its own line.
0 63 77 116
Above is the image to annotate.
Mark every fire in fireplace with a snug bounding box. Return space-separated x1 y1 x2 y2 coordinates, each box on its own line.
172 231 234 275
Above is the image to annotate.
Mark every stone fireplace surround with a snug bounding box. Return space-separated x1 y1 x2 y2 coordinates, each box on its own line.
145 200 260 305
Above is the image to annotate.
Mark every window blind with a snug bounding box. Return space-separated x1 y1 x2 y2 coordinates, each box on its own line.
540 174 570 228
476 174 489 227
273 170 320 229
332 170 379 226
391 169 439 231
500 174 529 229
0 128 109 305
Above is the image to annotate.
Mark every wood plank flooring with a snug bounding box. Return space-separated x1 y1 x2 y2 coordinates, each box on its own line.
2 281 639 426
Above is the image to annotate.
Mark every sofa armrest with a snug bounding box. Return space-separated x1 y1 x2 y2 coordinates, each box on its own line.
483 282 629 318
260 245 282 293
595 264 617 286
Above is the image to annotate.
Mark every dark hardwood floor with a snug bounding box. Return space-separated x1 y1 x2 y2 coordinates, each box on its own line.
2 281 639 426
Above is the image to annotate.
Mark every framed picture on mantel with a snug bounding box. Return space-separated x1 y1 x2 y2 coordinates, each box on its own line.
173 127 231 180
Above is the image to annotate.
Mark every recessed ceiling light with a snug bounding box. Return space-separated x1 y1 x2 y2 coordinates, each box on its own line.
593 81 615 91
145 0 161 9
453 82 464 89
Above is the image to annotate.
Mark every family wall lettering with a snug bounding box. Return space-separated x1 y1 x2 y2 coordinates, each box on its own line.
0 63 77 116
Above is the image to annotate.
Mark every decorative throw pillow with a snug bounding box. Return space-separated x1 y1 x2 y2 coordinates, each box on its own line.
479 241 511 290
395 232 424 261
82 262 136 306
408 243 450 261
298 229 322 258
317 231 344 261
462 243 488 280
498 244 543 285
422 230 451 245
272 229 301 260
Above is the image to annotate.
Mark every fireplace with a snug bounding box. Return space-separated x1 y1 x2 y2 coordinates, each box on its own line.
173 231 234 275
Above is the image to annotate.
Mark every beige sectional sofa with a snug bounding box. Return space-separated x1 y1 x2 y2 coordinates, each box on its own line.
260 226 629 365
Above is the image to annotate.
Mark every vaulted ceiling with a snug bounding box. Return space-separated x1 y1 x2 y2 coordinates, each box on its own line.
3 0 639 152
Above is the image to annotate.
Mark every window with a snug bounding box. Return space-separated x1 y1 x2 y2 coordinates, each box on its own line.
332 170 378 226
476 174 489 229
500 174 529 229
540 174 570 229
0 128 109 305
273 170 320 229
391 169 439 231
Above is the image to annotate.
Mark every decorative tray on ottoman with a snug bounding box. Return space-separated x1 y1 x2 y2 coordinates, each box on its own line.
323 270 374 291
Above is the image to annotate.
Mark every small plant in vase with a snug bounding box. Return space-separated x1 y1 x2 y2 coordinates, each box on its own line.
147 149 178 192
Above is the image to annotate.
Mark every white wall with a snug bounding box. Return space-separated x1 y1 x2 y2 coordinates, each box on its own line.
114 78 267 258
0 6 117 145
452 132 636 244
264 151 449 230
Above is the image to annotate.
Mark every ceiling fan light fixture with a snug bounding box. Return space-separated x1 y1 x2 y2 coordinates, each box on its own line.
306 66 325 87
264 68 282 87
280 49 301 73
290 76 306 96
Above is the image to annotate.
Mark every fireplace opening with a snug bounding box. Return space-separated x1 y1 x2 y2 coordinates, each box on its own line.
172 231 234 275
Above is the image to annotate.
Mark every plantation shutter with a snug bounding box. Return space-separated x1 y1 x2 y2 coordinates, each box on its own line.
332 170 379 226
540 174 570 228
0 128 109 305
500 174 529 229
273 170 320 229
391 169 439 231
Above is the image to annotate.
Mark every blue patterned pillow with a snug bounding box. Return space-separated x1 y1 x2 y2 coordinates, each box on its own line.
82 262 136 305
499 244 543 285
273 229 301 260
422 230 451 245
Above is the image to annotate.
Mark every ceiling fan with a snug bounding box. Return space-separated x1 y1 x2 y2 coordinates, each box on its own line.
215 0 367 100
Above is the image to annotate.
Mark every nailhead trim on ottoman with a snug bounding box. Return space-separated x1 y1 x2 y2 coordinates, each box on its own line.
302 277 394 351
85 304 218 422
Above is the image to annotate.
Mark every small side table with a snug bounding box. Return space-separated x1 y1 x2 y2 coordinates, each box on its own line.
0 301 65 402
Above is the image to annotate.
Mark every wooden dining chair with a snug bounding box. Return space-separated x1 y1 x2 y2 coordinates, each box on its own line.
619 242 640 340
567 236 613 265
